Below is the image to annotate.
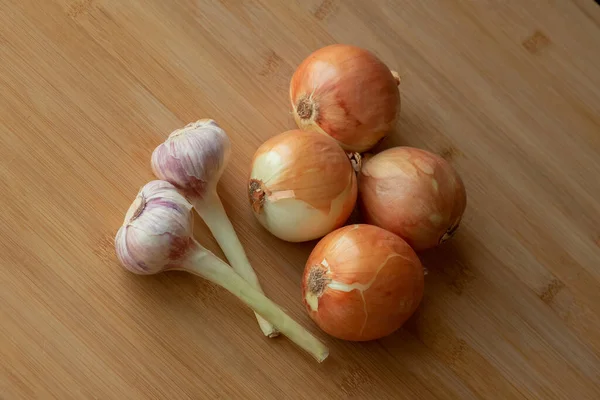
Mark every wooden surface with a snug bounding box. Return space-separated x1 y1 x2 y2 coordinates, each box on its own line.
1 0 599 398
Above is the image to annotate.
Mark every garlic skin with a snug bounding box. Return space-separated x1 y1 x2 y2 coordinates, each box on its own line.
151 119 231 198
248 130 357 243
115 180 194 275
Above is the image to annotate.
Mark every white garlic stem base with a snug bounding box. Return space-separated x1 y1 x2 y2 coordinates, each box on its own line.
180 242 329 363
194 191 279 338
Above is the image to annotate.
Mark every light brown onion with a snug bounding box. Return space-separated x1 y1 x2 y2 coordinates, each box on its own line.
290 44 401 153
359 147 467 251
248 130 357 242
302 224 424 341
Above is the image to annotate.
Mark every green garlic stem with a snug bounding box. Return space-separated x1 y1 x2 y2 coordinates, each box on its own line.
182 243 329 362
194 191 278 338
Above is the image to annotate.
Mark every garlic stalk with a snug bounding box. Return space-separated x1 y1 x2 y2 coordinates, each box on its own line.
151 120 278 337
115 181 329 362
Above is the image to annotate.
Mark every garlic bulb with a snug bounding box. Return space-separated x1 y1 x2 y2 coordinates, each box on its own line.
115 180 329 362
248 130 357 242
151 120 230 199
151 120 278 337
115 180 194 274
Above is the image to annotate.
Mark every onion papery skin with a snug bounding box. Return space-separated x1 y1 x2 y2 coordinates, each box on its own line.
290 44 401 153
358 147 467 251
302 224 424 341
248 130 357 243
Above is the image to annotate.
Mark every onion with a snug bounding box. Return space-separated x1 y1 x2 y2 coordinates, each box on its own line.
290 44 401 153
358 147 467 251
248 130 357 242
302 224 424 341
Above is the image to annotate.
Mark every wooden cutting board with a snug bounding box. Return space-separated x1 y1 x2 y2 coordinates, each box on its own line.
1 0 599 398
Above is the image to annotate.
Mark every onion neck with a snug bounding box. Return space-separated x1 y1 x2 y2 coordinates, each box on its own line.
440 219 461 244
181 241 329 362
347 152 362 173
193 191 279 338
391 70 401 86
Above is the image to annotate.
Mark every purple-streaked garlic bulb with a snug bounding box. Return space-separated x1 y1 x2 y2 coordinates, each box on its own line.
114 180 329 362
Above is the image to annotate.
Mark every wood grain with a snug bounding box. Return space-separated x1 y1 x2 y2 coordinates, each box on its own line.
1 0 599 398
